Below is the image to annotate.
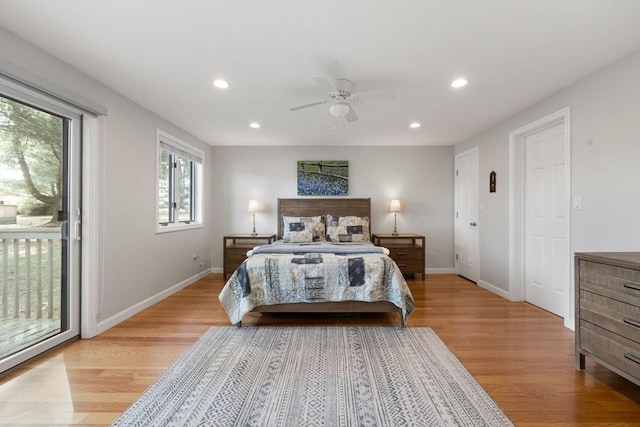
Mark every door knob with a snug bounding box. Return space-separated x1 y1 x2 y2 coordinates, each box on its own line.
470 222 477 227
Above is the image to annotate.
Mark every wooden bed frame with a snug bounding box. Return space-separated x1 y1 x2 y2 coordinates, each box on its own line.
243 197 405 327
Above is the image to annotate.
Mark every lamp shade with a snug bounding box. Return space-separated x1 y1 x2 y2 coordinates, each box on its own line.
248 200 259 213
389 199 402 212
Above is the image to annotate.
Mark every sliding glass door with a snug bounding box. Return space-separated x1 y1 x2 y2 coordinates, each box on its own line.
0 78 81 373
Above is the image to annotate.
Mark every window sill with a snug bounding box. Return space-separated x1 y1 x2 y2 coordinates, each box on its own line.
155 222 204 234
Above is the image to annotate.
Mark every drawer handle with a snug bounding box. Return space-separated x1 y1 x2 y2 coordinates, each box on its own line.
623 318 640 329
396 252 407 256
397 264 407 267
624 352 640 365
623 282 640 292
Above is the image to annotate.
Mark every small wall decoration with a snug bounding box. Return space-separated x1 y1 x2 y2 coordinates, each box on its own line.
297 160 349 196
489 171 497 193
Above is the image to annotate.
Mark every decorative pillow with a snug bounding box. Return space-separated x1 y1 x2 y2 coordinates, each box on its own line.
282 216 325 243
326 215 370 243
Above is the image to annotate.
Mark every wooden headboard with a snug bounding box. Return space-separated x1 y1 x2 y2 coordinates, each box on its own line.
277 198 371 240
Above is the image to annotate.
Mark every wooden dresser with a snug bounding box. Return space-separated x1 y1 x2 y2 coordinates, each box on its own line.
575 252 640 385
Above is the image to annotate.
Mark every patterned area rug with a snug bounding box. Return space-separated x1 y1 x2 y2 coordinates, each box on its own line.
111 327 513 426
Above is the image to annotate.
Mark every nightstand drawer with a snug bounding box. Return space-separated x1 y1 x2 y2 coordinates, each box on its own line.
392 260 423 274
224 234 276 279
388 247 423 260
373 234 425 278
224 261 245 276
226 250 249 263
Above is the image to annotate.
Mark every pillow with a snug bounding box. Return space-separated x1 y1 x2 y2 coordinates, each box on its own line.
282 216 325 243
326 215 370 243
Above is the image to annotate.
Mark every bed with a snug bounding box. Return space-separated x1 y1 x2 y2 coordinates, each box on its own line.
218 198 415 327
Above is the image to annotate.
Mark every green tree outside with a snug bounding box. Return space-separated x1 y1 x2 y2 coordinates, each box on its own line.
0 95 63 219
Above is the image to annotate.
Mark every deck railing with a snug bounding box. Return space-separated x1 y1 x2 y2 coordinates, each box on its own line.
0 228 61 319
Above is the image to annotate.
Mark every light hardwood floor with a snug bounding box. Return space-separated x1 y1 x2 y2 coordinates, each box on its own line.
1 273 639 425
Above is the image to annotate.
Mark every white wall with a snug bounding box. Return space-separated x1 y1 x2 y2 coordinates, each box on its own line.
0 27 215 325
210 145 455 271
455 50 640 293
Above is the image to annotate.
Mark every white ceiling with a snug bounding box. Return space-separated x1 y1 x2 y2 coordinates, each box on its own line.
0 1 639 147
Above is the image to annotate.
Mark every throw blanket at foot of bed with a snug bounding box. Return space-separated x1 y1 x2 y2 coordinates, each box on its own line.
219 244 415 325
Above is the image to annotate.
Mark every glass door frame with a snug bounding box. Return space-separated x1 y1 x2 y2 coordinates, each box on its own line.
0 76 81 373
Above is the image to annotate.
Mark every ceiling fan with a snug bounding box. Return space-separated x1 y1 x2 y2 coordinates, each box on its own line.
289 77 397 130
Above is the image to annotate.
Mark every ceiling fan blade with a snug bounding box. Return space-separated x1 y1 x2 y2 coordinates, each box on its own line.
355 90 397 102
289 100 328 111
313 77 335 92
345 106 359 122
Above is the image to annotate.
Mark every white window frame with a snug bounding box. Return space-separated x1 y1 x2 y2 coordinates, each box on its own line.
156 129 204 233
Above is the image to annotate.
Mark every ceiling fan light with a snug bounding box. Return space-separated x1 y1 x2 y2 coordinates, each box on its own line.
329 102 350 118
213 79 229 89
451 78 468 88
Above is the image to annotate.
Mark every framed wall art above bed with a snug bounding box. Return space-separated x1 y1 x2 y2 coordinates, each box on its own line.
297 160 349 196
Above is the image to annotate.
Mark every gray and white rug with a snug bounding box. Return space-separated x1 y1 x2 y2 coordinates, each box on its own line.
111 326 513 426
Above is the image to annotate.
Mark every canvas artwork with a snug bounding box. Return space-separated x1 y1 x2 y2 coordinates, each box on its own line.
297 160 349 196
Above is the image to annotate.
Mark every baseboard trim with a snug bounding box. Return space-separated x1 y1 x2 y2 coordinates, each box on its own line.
425 268 456 274
95 268 212 336
477 279 512 300
210 267 223 274
564 318 575 331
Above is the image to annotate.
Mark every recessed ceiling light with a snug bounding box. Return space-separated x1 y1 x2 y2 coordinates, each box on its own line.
409 122 421 129
213 79 229 89
451 78 468 88
249 122 261 129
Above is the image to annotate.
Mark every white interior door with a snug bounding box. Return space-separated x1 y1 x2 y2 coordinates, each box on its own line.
455 148 479 282
524 122 567 316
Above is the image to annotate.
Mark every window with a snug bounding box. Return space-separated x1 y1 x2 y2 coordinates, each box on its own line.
157 130 203 232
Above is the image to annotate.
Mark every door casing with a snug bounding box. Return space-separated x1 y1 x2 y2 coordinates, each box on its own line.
509 107 572 329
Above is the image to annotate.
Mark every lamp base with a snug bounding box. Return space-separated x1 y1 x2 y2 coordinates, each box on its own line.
250 213 257 236
392 213 399 236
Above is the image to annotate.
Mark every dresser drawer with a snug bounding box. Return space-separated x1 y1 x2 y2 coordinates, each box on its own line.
579 260 640 306
580 320 640 381
388 247 423 260
580 290 640 343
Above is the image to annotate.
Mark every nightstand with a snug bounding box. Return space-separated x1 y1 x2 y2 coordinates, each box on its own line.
372 234 425 278
223 234 276 279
